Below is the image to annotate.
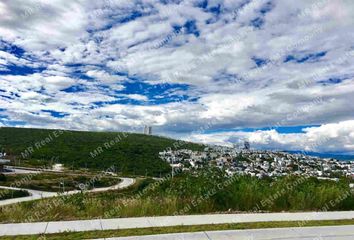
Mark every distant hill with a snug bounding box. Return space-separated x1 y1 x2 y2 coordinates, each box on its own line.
286 150 354 161
0 127 204 176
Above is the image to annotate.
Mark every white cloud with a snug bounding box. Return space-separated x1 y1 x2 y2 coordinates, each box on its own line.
0 0 89 51
187 120 354 153
86 70 126 83
0 0 354 153
125 94 148 101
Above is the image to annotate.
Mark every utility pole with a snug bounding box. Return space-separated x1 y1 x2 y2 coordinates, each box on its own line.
60 179 65 192
171 157 174 179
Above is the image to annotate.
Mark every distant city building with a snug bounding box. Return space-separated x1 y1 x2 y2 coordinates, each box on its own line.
159 147 354 180
233 143 241 150
143 125 152 135
244 141 251 150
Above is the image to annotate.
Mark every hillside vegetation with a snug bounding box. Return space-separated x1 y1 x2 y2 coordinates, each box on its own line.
0 171 352 223
0 189 29 201
0 173 120 192
0 127 203 176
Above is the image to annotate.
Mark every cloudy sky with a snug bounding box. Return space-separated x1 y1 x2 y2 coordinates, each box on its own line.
0 0 353 154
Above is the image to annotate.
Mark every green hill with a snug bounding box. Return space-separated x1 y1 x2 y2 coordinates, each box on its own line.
0 127 204 176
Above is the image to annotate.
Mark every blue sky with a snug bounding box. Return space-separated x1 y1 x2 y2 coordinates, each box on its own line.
0 0 354 153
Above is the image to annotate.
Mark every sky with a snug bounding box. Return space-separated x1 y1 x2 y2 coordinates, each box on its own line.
0 0 354 154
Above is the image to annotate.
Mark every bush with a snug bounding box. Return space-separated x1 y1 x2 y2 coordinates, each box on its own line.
144 170 354 213
0 189 29 200
0 174 6 181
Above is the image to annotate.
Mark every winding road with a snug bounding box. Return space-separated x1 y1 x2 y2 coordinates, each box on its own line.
0 177 135 206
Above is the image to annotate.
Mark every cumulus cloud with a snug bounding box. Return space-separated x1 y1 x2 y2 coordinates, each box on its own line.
187 120 354 153
86 70 126 84
0 0 89 51
125 94 149 101
0 0 353 153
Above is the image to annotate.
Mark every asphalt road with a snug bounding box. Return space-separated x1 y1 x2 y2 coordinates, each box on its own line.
0 177 135 206
0 211 353 236
96 225 354 240
3 168 40 174
90 177 135 192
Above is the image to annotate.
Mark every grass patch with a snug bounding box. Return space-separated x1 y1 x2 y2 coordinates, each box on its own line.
0 173 120 192
0 219 353 240
0 174 353 224
0 178 150 223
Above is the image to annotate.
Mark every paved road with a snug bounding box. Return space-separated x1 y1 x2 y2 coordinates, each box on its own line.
95 225 354 240
4 166 62 174
3 168 40 175
90 177 135 192
0 211 353 236
0 186 57 206
0 177 135 206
